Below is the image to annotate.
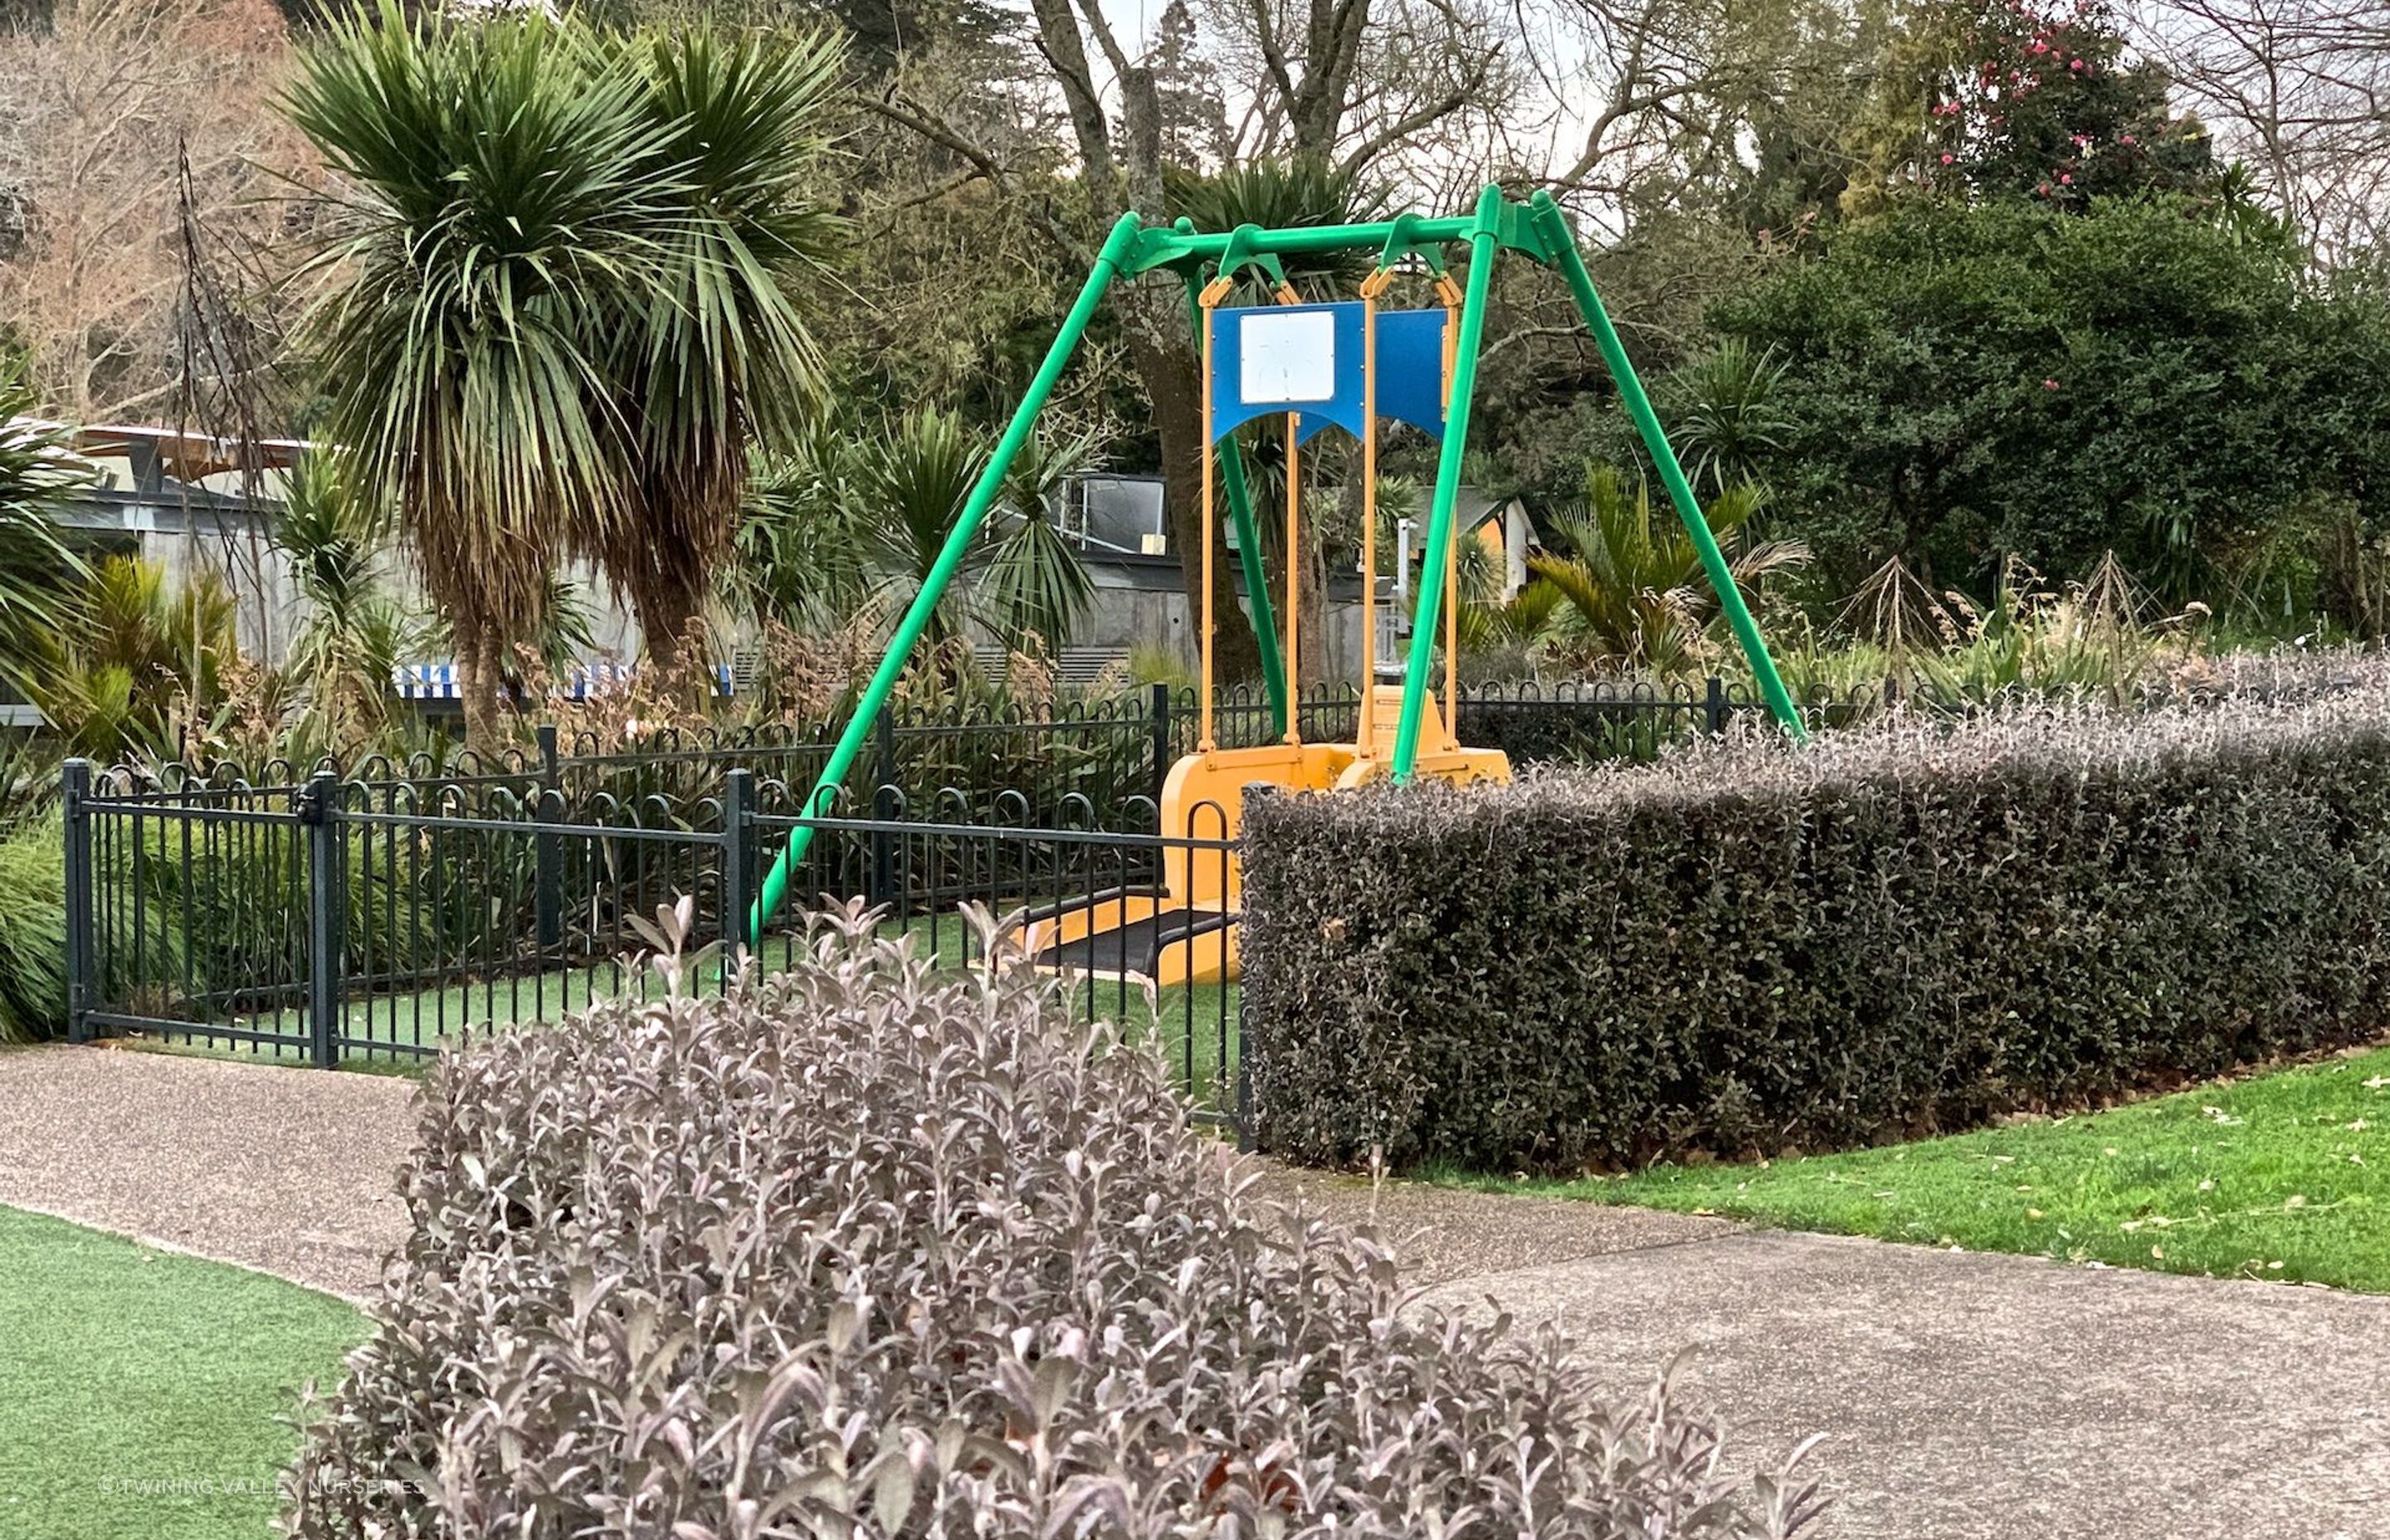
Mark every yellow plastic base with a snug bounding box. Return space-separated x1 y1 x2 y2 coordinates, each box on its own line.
1032 685 1509 985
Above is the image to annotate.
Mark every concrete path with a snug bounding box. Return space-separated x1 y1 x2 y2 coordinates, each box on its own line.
1267 1166 2390 1540
5 1044 2388 1537
0 1043 414 1300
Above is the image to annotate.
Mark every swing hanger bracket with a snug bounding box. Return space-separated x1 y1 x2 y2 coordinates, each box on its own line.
1196 224 1288 305
1370 213 1452 281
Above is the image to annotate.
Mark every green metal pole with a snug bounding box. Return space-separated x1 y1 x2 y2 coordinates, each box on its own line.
1528 192 1807 742
1391 185 1504 782
1183 281 1288 736
1130 217 1479 271
749 213 1144 940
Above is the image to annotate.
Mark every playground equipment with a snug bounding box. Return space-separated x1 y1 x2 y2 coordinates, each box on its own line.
749 186 1807 976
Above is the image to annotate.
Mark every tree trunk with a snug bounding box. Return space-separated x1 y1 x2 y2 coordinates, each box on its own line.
1296 523 1330 697
632 579 711 705
455 621 507 751
1124 310 1264 685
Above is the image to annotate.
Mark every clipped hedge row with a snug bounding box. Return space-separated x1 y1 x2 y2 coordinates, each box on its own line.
1241 690 2390 1172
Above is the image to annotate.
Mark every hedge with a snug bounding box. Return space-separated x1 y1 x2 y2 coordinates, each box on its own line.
1240 687 2390 1172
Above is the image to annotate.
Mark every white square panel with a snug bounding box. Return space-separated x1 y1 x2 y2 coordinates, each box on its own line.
1237 310 1336 404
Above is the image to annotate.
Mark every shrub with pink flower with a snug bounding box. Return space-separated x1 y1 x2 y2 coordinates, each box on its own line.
1923 0 2217 209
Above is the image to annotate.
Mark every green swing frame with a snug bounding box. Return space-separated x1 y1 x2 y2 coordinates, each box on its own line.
749 185 1806 940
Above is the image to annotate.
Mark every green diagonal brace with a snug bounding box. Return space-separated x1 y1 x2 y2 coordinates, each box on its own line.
1390 185 1505 781
1183 280 1287 736
1527 192 1807 742
747 213 1144 940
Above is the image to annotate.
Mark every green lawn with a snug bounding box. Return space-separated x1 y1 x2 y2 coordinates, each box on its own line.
1440 1044 2390 1293
0 1206 367 1540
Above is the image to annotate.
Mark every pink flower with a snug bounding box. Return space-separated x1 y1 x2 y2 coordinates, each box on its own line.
2043 378 2060 390
2031 38 2050 53
1942 153 1957 165
2119 133 2135 145
2070 57 2085 69
2060 172 2073 184
2036 181 2052 196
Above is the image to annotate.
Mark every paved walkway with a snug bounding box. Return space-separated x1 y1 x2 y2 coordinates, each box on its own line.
5 1044 2388 1536
0 1044 415 1300
1238 1172 2390 1540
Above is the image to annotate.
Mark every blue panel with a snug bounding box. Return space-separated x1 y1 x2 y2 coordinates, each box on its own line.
1209 303 1451 446
1367 309 1451 442
1208 303 1368 444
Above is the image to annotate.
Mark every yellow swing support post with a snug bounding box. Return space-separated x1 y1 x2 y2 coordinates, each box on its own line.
1276 282 1304 748
1437 271 1462 749
1356 268 1388 752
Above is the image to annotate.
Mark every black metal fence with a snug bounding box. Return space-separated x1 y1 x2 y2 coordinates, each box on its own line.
61 752 1246 1125
56 676 1850 1124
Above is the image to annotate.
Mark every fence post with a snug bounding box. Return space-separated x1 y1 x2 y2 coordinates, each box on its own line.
534 724 562 951
1149 681 1172 802
1704 675 1728 734
868 707 896 906
61 759 95 1045
301 771 344 1070
720 768 754 967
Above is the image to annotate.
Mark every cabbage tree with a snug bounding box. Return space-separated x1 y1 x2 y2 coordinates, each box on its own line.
287 4 843 740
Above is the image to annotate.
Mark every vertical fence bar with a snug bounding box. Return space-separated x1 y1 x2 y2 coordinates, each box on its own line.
721 769 754 968
869 708 895 907
61 759 94 1045
1149 682 1173 802
1705 675 1727 735
303 771 344 1069
535 724 562 951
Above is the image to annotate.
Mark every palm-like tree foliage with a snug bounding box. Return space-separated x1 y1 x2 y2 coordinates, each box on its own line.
1163 157 1393 294
288 4 658 740
1528 465 1807 673
735 419 871 635
598 25 846 675
276 451 416 743
985 428 1097 657
30 556 240 760
739 416 1095 659
285 4 843 738
1662 339 1795 501
1456 577 1564 655
0 359 89 685
853 409 991 646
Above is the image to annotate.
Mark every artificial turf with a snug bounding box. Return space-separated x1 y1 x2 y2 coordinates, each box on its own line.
0 1206 368 1540
1439 1042 2390 1293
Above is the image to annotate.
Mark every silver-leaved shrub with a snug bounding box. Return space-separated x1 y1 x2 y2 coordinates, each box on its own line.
285 899 1822 1538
